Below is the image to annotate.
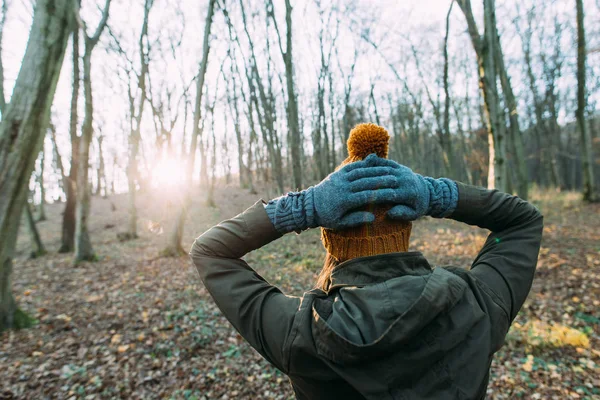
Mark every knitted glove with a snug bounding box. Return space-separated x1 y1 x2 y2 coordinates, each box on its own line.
356 158 458 221
265 154 408 234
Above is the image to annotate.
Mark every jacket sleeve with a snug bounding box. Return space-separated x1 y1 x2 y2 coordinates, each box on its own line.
448 183 544 323
189 200 301 373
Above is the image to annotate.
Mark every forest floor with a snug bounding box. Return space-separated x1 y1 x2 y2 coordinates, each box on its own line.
1 183 600 400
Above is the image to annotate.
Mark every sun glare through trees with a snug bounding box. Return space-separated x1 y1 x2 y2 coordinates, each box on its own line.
150 156 187 192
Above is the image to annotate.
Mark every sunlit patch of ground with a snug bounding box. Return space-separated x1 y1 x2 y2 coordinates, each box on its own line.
1 185 599 399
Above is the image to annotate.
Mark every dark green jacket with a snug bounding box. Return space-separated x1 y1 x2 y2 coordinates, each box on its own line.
190 183 543 400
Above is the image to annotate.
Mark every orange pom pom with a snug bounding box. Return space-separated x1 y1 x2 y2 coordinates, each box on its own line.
346 123 390 160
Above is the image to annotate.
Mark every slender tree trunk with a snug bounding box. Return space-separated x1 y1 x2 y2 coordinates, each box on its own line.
276 0 302 189
95 135 105 196
368 83 381 126
457 0 506 191
238 0 284 192
125 0 151 239
493 24 528 199
74 48 96 263
162 0 215 256
314 90 325 179
328 72 336 168
126 107 141 238
441 2 464 179
229 61 247 188
74 0 111 264
0 0 6 115
0 0 73 332
36 147 47 221
575 0 596 201
60 29 80 253
25 202 46 258
49 122 68 198
206 108 217 207
453 99 474 184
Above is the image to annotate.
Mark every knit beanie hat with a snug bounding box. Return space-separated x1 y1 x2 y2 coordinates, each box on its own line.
321 123 412 262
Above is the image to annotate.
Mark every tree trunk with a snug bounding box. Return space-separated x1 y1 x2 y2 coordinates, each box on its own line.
162 0 216 257
442 2 459 179
328 72 337 168
74 0 111 264
0 0 6 115
238 0 284 192
280 0 302 189
206 108 217 207
36 146 47 221
74 48 96 263
25 202 46 258
228 56 247 188
49 122 68 198
95 135 105 196
126 0 151 239
493 23 528 199
60 29 80 253
575 0 596 201
457 0 507 191
0 0 73 332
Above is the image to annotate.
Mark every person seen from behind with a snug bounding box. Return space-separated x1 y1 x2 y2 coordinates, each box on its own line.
190 123 544 399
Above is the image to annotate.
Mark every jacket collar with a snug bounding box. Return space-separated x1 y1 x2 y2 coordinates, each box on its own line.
329 252 433 289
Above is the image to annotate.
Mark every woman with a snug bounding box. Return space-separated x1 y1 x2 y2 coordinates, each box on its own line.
190 123 543 399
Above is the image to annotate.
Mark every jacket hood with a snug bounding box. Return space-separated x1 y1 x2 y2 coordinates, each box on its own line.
310 252 468 365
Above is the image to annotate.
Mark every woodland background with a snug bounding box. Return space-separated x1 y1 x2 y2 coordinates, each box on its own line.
0 0 600 398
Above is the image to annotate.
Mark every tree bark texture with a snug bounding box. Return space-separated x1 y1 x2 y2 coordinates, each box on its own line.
576 0 596 201
36 146 47 220
0 0 7 115
25 202 46 258
74 48 96 263
457 0 507 191
60 28 80 253
277 0 302 189
493 22 528 199
0 0 73 331
74 0 111 263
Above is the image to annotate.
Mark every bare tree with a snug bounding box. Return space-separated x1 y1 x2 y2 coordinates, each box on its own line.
59 28 80 253
74 0 112 264
162 0 216 256
95 133 106 196
36 145 47 221
119 0 154 240
0 0 74 332
576 0 597 201
269 0 302 189
237 0 284 192
492 14 528 199
49 121 68 197
206 88 219 207
24 200 46 258
457 0 507 191
0 0 7 115
337 47 358 152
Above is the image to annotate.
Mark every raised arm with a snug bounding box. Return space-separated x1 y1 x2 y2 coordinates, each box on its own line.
369 157 543 323
190 201 299 372
448 183 544 322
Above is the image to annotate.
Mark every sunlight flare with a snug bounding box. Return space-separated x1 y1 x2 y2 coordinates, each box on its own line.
150 156 186 191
